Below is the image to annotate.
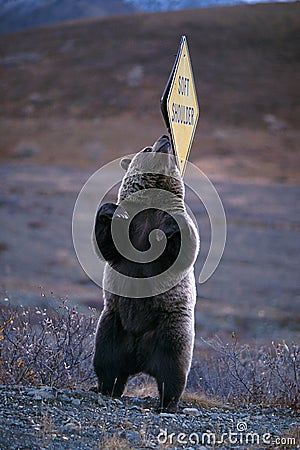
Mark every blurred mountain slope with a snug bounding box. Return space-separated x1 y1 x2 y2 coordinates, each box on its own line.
1 3 299 182
0 0 137 34
1 3 299 126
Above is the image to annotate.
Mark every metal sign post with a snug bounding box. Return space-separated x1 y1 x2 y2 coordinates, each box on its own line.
161 36 200 175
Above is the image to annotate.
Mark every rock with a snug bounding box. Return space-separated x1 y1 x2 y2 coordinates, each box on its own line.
1 52 41 66
14 142 39 159
159 412 176 418
97 394 106 407
28 92 43 103
129 405 141 411
263 114 287 131
127 64 144 87
26 389 54 400
27 389 41 396
182 407 202 416
60 40 74 53
119 429 142 446
60 394 71 403
145 442 157 449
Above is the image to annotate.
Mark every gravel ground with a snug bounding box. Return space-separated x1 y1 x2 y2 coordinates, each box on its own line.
0 385 298 449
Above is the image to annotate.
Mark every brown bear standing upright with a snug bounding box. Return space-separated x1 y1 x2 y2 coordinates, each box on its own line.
93 135 199 412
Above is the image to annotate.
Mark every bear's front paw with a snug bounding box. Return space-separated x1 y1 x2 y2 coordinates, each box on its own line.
96 203 128 222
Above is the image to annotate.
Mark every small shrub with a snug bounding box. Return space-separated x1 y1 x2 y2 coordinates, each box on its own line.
188 335 299 409
0 298 97 388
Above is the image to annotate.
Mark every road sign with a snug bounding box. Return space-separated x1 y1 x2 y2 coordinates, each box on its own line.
161 36 199 175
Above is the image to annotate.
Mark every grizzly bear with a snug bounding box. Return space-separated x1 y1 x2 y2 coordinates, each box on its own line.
93 135 199 411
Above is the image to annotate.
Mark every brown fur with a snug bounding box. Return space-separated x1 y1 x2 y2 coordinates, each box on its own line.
93 135 199 411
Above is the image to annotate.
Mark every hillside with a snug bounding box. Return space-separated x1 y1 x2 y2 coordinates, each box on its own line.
1 2 299 183
0 0 136 34
1 3 299 124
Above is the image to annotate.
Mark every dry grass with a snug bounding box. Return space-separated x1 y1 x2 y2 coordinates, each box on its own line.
124 374 158 398
39 409 56 447
182 391 227 409
99 435 135 450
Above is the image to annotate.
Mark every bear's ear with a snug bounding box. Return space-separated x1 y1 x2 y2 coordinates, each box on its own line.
120 157 132 171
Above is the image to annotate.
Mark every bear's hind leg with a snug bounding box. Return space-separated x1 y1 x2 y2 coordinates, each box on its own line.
96 370 128 398
142 331 192 412
156 362 187 412
93 311 132 398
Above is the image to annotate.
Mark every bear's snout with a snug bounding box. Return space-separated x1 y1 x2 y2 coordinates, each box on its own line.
153 134 171 154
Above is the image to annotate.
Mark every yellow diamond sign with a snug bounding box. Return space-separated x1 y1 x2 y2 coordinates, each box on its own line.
161 36 199 175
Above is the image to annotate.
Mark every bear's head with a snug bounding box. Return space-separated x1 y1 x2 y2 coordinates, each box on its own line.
118 135 184 203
